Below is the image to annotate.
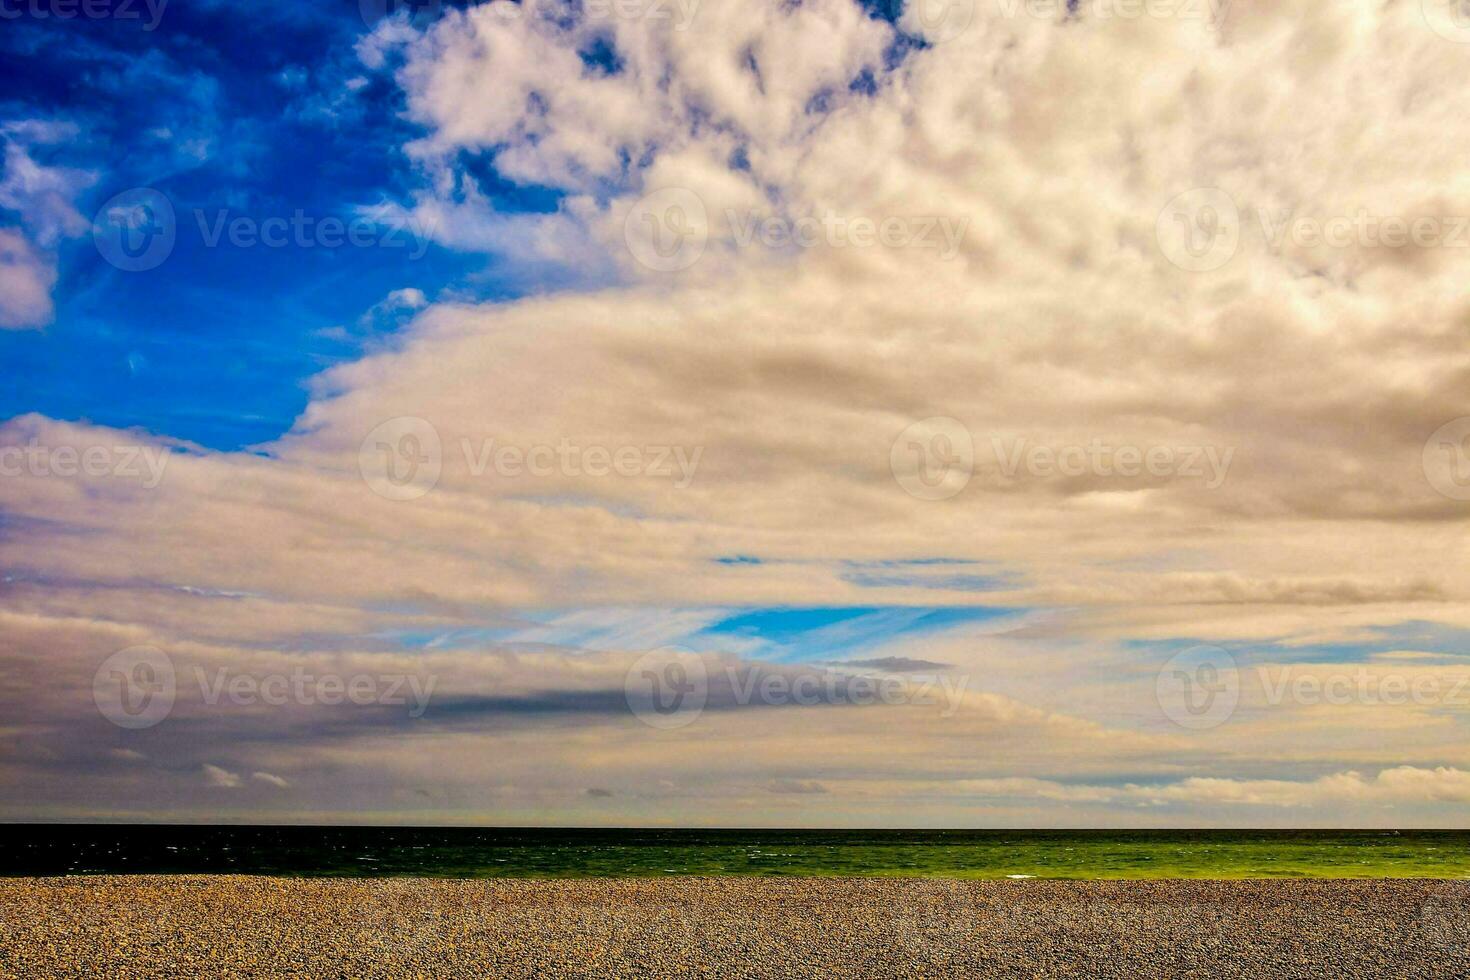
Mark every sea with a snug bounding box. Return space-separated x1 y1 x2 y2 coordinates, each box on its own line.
6 826 1470 878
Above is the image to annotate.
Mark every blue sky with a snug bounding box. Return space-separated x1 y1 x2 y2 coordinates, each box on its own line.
1 2 495 448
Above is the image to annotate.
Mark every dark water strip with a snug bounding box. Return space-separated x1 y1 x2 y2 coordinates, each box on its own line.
5 826 1470 878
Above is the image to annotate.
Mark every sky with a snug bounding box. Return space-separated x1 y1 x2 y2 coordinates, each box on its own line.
4 0 1470 827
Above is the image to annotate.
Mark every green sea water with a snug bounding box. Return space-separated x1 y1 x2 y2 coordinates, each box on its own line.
7 827 1470 879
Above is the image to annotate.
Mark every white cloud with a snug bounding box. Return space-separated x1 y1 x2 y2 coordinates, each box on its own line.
203 764 242 788
961 767 1470 809
355 286 432 332
1132 767 1470 808
0 119 96 329
0 120 93 246
0 229 58 329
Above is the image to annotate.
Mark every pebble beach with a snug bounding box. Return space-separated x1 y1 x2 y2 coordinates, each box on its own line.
2 876 1468 978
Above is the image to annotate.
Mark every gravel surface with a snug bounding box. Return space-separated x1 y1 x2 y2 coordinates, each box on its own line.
2 876 1468 978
